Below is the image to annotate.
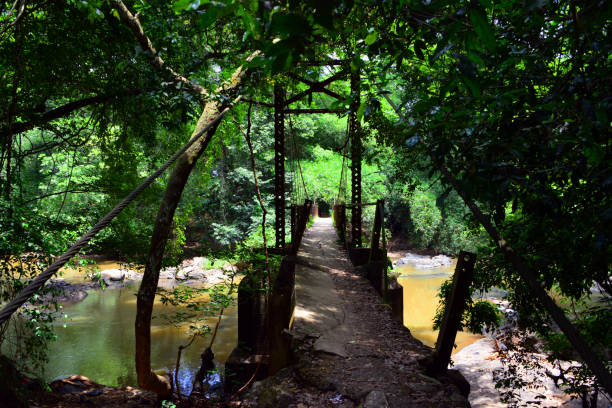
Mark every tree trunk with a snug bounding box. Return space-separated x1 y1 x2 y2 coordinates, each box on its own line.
133 53 254 396
218 135 229 224
135 102 221 396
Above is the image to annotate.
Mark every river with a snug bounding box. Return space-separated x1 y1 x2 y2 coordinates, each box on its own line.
40 261 238 394
396 259 482 353
15 253 478 392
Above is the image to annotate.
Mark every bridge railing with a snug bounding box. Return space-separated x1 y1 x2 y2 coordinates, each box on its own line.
288 199 313 255
334 200 478 372
225 199 313 391
332 200 404 322
425 251 476 376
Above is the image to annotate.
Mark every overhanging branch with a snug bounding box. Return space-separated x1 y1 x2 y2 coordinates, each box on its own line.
110 0 207 96
1 89 141 138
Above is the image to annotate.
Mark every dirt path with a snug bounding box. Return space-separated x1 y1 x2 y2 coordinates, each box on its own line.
244 218 470 408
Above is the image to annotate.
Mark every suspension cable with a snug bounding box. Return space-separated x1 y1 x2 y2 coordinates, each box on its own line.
287 120 299 204
335 119 350 204
287 115 308 201
0 97 242 324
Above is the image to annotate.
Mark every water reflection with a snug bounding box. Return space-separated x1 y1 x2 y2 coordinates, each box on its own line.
44 284 237 395
396 260 481 353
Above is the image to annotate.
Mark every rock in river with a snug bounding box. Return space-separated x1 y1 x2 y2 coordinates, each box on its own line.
100 269 125 281
392 252 453 269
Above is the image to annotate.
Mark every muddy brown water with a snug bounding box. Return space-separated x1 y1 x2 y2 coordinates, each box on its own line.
396 260 482 354
26 261 238 394
13 254 477 392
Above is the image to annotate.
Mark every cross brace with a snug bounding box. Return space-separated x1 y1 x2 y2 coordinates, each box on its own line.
284 71 346 106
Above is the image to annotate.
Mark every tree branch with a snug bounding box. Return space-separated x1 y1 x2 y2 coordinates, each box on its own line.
0 0 26 39
1 89 141 139
110 0 207 96
21 188 100 204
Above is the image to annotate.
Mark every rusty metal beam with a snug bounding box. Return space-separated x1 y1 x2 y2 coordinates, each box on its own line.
350 69 362 248
284 71 346 106
274 85 286 249
283 108 344 114
297 59 346 67
243 98 274 108
285 72 345 101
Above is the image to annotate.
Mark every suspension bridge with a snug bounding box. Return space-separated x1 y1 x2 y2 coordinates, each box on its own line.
1 59 610 406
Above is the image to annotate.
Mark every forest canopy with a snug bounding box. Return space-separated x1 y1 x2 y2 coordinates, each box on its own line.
0 0 610 401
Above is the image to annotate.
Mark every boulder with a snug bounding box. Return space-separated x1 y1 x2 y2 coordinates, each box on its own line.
42 280 90 304
187 269 207 280
363 390 389 408
222 264 236 272
159 267 177 280
392 252 454 269
123 269 142 281
206 268 227 285
175 268 189 281
100 269 125 282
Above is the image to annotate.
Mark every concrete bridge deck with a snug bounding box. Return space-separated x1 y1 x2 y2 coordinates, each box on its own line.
246 217 470 407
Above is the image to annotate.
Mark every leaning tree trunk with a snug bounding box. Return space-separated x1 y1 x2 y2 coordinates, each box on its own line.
134 64 251 396
135 102 221 396
107 0 257 397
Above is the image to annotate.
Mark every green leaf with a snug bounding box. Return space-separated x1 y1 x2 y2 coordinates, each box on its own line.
470 9 496 52
197 8 219 29
439 77 459 97
239 6 259 40
269 13 309 37
414 40 426 60
349 56 364 72
173 0 195 13
431 42 453 64
430 22 459 64
584 144 604 166
357 103 366 121
197 3 233 30
365 31 378 45
461 75 481 97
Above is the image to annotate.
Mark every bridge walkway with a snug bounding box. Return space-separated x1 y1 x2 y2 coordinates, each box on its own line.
250 217 469 407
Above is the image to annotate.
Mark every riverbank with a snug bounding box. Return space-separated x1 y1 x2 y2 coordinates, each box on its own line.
39 256 234 305
387 248 611 407
3 255 241 401
36 376 158 408
453 332 611 407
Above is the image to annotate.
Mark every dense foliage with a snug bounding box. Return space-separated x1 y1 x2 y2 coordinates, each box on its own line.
0 0 609 400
